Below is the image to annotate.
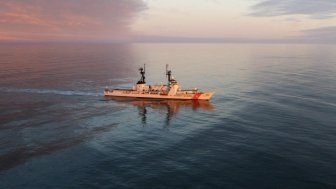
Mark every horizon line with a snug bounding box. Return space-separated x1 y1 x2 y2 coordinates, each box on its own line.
0 36 335 44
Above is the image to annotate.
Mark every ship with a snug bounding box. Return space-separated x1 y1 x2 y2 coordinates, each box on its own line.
104 64 214 100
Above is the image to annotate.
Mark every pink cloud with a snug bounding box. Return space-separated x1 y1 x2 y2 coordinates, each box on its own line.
0 0 147 41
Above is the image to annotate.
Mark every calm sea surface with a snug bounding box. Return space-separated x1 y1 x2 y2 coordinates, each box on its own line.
0 43 336 189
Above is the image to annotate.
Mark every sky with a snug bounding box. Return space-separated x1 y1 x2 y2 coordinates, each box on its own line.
0 0 335 43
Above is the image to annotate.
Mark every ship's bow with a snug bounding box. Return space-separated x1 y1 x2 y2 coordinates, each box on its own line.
199 92 215 100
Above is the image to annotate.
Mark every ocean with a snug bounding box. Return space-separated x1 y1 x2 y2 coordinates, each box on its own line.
0 43 335 189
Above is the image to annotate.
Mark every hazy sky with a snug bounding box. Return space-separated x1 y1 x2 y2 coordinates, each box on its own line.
0 0 335 42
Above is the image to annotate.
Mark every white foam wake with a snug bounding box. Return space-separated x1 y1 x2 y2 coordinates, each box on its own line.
0 87 101 97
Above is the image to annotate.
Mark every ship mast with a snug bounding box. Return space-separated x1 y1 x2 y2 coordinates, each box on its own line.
137 64 146 84
166 64 172 87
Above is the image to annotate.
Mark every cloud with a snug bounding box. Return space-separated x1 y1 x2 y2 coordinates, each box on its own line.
0 0 147 41
250 0 336 19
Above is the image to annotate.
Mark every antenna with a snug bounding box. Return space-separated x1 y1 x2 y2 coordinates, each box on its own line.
166 64 172 87
137 64 146 84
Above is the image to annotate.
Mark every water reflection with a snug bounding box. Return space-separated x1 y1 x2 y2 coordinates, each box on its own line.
105 97 214 125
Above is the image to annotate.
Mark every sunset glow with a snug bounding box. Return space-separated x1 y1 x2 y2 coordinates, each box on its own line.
0 0 335 42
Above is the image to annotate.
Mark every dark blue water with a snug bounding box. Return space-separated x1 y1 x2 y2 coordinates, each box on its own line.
0 43 336 189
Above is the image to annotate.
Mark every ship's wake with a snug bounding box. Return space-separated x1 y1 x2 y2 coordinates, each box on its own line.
0 87 101 97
